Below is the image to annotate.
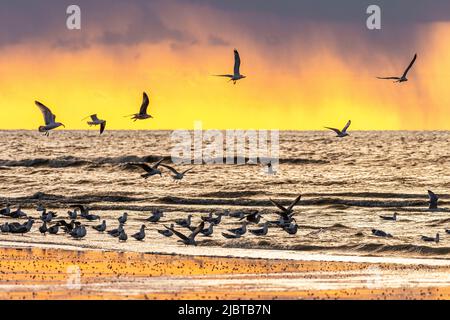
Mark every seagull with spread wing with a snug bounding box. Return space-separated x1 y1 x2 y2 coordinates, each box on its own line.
269 194 301 223
377 54 417 83
164 221 204 246
84 114 106 134
130 158 164 179
127 92 153 121
325 120 351 138
160 164 193 182
214 49 246 84
35 101 65 136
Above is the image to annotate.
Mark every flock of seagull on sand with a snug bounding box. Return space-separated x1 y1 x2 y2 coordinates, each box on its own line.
5 49 444 246
0 189 446 246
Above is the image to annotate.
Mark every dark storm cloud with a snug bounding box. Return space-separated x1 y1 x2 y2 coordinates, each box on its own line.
184 0 450 24
1 0 450 51
0 0 194 49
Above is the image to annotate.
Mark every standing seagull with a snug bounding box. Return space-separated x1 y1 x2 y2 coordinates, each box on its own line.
35 101 65 136
131 159 164 179
214 49 246 85
325 120 351 138
377 54 417 83
84 114 106 135
132 225 146 241
127 92 153 121
160 164 193 182
428 190 439 210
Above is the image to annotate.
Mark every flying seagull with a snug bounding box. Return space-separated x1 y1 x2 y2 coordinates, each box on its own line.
127 92 153 121
84 114 106 135
377 54 417 83
325 120 351 138
35 101 65 136
428 190 439 210
164 221 204 246
131 158 164 179
160 164 193 182
270 194 301 223
214 49 246 84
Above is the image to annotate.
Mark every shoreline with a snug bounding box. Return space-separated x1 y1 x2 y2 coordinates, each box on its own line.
0 245 449 300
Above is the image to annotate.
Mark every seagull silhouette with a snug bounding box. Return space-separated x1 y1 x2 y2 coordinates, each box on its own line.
269 194 301 223
214 49 246 84
127 92 153 121
325 120 351 138
377 54 417 83
131 158 164 179
160 164 193 182
35 101 65 136
165 221 204 245
83 114 106 134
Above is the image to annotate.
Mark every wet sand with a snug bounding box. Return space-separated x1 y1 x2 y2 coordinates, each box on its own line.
0 246 449 300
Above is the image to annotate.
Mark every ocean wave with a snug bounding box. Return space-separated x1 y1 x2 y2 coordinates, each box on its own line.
0 155 328 169
215 241 450 256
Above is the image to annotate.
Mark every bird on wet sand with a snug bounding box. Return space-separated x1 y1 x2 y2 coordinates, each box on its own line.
84 114 106 135
239 211 261 224
119 230 128 242
175 214 193 228
127 92 153 121
160 164 193 182
40 211 53 223
0 204 11 216
9 219 34 235
270 194 301 224
214 49 246 85
132 225 146 241
67 209 78 220
445 229 450 235
249 222 269 236
158 224 174 237
199 223 215 237
10 206 27 219
229 211 245 219
146 209 164 223
421 233 439 243
39 222 48 235
428 190 439 210
108 223 124 237
0 223 10 233
325 120 351 138
165 221 204 246
93 220 106 232
377 53 417 83
70 225 87 239
222 232 241 239
372 229 393 238
72 205 99 220
118 212 128 224
380 212 397 221
283 223 298 235
35 101 65 136
48 224 59 235
227 221 248 236
131 159 164 179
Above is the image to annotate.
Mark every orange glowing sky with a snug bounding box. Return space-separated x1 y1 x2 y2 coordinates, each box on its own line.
1 1 450 130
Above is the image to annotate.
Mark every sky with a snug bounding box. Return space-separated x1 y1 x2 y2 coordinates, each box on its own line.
1 0 450 130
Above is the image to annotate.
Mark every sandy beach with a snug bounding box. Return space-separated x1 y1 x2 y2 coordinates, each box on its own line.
0 245 449 300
